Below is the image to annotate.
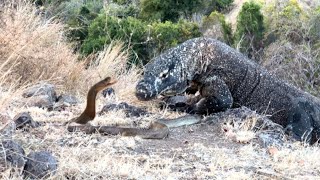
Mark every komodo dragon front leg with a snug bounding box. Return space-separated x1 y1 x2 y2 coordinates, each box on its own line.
286 97 316 142
186 76 233 115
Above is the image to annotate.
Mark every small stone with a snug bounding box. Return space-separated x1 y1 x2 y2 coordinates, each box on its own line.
23 151 58 179
0 140 26 173
100 102 149 117
102 88 115 97
57 94 79 105
22 83 57 109
13 112 39 129
0 114 15 137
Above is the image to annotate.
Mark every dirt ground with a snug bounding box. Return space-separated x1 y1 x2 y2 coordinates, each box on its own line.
4 103 319 179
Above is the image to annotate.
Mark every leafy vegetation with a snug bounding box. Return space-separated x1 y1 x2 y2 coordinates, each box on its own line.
234 1 265 60
80 14 201 64
202 11 233 45
262 0 320 96
2 1 320 179
80 15 148 64
27 0 320 97
139 0 234 22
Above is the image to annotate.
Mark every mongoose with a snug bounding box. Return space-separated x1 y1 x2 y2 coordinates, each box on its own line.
65 77 117 124
135 37 320 143
65 77 200 139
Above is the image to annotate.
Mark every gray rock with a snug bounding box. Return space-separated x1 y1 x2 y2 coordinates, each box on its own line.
102 88 115 97
23 83 56 99
13 112 39 129
22 83 57 109
23 151 58 179
0 140 26 173
53 94 79 111
57 94 79 105
0 114 15 137
100 102 149 117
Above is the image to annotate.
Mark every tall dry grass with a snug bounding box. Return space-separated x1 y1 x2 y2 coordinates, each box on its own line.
0 1 142 109
0 1 84 88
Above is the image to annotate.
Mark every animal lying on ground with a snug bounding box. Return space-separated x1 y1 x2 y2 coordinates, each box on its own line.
65 77 201 139
135 37 320 143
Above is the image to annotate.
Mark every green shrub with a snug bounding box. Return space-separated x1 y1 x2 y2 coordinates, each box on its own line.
202 11 233 45
45 0 104 49
234 1 264 59
106 1 140 18
151 20 201 53
81 13 201 64
81 14 148 64
203 0 234 15
262 0 320 96
139 0 202 22
264 0 306 44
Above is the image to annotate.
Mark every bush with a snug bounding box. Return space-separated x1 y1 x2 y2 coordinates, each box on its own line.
151 20 201 53
203 0 234 15
139 0 233 22
262 0 320 96
234 1 264 60
106 1 140 18
80 14 148 64
263 0 308 45
201 11 233 45
81 13 201 64
54 0 104 48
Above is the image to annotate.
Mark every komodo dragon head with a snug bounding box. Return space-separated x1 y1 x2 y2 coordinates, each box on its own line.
136 38 206 100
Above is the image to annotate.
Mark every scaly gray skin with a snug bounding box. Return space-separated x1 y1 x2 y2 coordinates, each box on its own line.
136 38 320 143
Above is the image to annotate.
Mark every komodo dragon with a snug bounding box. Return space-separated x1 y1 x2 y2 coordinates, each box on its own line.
136 37 320 143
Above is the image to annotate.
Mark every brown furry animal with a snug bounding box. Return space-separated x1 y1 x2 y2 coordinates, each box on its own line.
65 77 200 139
65 77 117 124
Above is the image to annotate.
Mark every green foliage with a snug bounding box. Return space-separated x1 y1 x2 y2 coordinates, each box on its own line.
202 11 233 45
139 0 233 22
264 0 306 44
81 14 201 64
151 20 201 52
262 0 320 97
139 0 181 22
235 1 264 59
37 0 202 64
47 0 104 49
106 1 140 18
140 0 203 22
203 0 234 15
81 14 148 64
280 0 303 18
216 0 234 10
310 9 320 43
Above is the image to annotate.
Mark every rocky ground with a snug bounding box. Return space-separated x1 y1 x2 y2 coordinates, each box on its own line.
1 82 320 179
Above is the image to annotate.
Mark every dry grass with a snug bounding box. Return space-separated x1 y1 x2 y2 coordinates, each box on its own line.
4 108 319 179
1 1 320 179
74 43 143 105
0 1 83 90
0 0 143 108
